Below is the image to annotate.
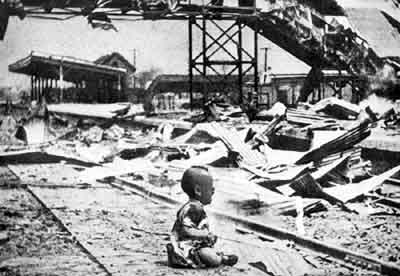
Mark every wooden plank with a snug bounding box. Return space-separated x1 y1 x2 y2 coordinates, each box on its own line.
311 154 350 180
324 165 400 203
296 120 371 165
0 149 97 167
208 122 267 168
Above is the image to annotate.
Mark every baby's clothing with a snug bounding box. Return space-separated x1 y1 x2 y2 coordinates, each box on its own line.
169 199 216 268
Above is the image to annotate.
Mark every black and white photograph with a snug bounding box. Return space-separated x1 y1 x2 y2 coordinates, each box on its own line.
0 0 400 275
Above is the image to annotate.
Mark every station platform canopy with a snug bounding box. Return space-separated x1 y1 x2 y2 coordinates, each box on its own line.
9 51 127 83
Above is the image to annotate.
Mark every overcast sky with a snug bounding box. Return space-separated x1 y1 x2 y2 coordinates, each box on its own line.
0 15 310 89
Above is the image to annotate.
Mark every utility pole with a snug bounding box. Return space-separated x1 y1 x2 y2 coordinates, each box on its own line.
131 49 137 88
261 46 270 73
133 49 136 68
260 46 271 85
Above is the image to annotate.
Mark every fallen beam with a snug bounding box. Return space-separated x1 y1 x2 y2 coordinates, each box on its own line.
324 165 400 203
0 149 98 167
296 120 371 165
366 193 400 210
386 177 400 186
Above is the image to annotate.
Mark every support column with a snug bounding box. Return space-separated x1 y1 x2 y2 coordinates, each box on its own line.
188 17 194 110
120 76 126 102
32 76 35 102
40 77 44 102
253 21 259 106
34 76 37 101
38 77 41 102
202 18 207 105
45 78 49 101
30 75 34 101
59 60 64 103
37 76 40 101
118 74 122 102
237 19 243 104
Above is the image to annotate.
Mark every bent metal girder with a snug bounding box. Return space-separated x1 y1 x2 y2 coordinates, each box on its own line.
11 1 383 73
3 0 390 103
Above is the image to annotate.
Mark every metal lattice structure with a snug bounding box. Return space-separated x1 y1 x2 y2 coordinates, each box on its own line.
3 0 397 106
188 16 259 106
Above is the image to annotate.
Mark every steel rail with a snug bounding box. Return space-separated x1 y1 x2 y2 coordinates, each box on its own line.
25 186 113 276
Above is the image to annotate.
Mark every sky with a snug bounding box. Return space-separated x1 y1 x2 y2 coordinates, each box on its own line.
0 15 310 90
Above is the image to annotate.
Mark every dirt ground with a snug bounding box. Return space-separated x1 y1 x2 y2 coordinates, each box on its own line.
0 175 107 275
282 202 400 265
0 164 365 276
1 161 395 276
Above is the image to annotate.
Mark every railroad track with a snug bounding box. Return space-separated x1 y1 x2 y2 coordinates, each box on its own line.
23 182 270 276
25 186 114 276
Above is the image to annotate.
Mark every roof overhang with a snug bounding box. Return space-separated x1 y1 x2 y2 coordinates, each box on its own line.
9 51 127 83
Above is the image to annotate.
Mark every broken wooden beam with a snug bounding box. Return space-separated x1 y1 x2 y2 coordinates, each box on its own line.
324 165 400 203
366 193 400 210
296 119 371 165
208 122 267 168
0 149 97 167
311 97 361 120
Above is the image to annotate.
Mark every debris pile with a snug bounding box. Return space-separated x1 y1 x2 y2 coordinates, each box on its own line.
2 95 400 271
2 96 399 211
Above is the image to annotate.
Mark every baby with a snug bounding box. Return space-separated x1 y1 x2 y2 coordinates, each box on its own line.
167 166 238 268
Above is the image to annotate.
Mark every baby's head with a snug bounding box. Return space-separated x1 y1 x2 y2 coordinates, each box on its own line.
181 166 215 205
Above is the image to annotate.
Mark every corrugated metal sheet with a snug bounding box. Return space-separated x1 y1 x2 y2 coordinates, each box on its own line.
346 8 400 57
208 122 268 168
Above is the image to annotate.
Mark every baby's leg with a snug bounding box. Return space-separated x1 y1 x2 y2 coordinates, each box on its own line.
198 247 222 267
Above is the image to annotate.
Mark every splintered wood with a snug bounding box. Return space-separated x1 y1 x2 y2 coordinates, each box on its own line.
208 122 267 168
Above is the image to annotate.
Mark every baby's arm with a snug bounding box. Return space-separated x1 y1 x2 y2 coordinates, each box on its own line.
179 202 217 243
181 225 210 240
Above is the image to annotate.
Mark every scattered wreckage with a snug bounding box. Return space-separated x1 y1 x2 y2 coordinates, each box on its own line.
1 96 400 275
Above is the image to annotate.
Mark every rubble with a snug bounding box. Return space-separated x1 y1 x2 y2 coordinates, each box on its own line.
310 97 361 120
295 119 371 165
323 165 400 203
254 102 287 121
268 124 314 152
1 94 400 275
289 173 324 198
80 125 104 144
103 124 125 140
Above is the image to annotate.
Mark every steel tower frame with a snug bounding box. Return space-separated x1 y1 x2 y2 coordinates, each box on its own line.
188 16 259 108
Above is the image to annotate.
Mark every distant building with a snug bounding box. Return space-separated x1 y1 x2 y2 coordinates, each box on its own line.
95 52 136 89
252 70 357 108
147 74 245 112
148 72 356 111
9 51 135 104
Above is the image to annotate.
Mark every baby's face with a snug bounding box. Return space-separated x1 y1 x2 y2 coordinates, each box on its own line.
197 181 215 205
